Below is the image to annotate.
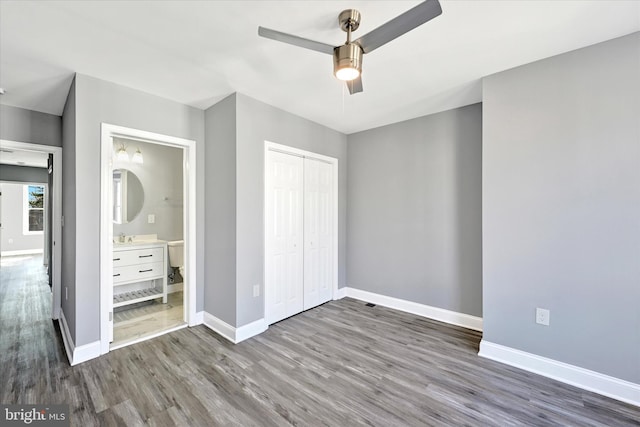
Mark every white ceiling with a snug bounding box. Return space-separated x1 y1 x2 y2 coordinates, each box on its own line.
0 1 638 134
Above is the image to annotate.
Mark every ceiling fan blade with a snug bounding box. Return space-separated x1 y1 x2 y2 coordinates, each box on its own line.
354 0 442 54
258 27 335 55
347 76 363 95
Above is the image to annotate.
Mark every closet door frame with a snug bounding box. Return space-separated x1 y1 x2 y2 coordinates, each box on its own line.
264 141 338 325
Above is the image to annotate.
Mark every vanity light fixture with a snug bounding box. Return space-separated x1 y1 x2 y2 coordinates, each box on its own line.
132 148 144 164
116 145 129 161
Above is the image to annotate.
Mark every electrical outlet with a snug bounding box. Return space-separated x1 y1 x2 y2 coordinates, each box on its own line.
253 284 260 297
148 214 155 224
536 308 550 326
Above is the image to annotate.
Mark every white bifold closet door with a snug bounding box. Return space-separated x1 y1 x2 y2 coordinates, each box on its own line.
302 157 333 310
265 148 335 325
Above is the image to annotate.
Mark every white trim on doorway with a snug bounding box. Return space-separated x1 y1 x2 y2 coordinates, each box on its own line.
1 249 44 257
99 124 197 355
0 139 62 320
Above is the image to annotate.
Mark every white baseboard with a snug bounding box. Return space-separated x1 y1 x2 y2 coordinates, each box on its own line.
479 340 640 407
344 287 483 331
58 309 101 366
236 318 267 343
168 282 183 294
333 287 347 300
1 249 44 257
192 311 204 326
203 312 236 343
202 312 267 344
73 340 101 365
58 310 74 365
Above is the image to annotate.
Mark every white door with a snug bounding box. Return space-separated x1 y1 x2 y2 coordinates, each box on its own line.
265 150 304 324
303 158 334 309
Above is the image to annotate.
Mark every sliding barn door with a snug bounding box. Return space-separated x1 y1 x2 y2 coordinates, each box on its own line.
265 151 304 324
303 158 334 310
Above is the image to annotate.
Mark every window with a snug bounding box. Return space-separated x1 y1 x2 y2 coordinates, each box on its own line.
24 184 45 234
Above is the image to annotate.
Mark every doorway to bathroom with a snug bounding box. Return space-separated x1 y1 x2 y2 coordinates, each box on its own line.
99 124 197 353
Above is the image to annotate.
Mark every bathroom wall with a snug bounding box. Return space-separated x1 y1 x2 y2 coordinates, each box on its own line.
112 138 183 242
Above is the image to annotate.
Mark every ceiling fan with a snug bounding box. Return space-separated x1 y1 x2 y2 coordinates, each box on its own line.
258 0 442 95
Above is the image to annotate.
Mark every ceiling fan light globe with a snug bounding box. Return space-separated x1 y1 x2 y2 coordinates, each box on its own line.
335 67 360 81
333 44 363 82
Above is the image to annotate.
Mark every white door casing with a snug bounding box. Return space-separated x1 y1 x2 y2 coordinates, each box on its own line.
100 124 197 355
0 139 62 320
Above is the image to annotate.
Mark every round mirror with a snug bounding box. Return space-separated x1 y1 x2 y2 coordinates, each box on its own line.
113 169 144 224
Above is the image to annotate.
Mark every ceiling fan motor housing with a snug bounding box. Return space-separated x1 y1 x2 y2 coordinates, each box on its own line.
333 44 363 79
338 9 361 32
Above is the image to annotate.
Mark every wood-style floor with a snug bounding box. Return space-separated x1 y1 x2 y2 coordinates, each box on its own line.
1 255 638 426
113 291 185 349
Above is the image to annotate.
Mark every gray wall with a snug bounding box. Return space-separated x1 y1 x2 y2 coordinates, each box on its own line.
483 33 640 383
61 77 76 338
204 94 237 326
0 164 48 183
0 104 62 147
347 104 483 317
0 183 45 253
234 93 348 327
68 73 205 346
112 138 184 242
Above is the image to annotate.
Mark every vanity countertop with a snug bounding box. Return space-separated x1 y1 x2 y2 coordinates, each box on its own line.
113 234 166 250
113 240 167 250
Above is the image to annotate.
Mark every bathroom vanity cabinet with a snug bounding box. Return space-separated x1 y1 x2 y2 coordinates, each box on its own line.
112 241 168 308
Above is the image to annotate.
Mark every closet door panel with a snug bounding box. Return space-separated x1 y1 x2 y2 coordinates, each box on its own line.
266 151 304 324
316 159 334 304
303 159 320 309
304 158 333 310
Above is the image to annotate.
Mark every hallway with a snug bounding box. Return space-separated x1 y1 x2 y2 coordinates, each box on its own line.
0 255 68 402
